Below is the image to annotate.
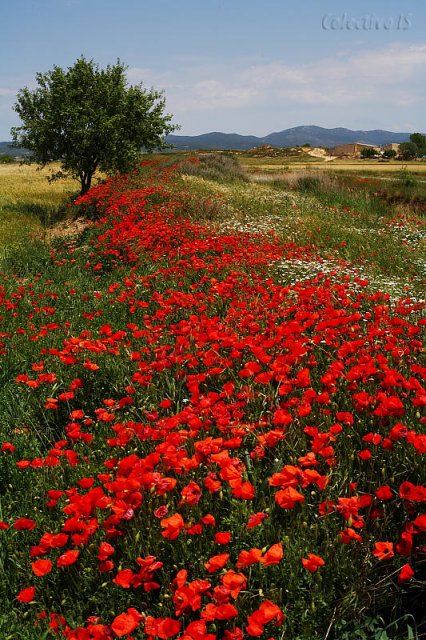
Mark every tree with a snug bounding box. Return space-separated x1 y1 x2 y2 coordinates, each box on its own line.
360 147 377 159
398 141 418 161
11 57 178 194
382 149 397 159
409 133 426 156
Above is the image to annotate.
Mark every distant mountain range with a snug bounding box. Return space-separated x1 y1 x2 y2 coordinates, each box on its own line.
0 141 30 157
166 126 416 150
1 126 421 156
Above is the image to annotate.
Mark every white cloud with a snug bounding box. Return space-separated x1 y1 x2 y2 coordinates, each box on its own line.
131 42 425 109
125 43 426 133
186 80 258 109
350 44 426 81
241 43 426 106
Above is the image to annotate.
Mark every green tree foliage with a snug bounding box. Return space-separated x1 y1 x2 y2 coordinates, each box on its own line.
409 132 426 156
399 141 419 161
11 57 178 194
382 149 397 159
360 147 377 159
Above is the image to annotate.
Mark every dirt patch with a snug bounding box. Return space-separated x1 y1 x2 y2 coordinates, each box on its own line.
32 216 89 242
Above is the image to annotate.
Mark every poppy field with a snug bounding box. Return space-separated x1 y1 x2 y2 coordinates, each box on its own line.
0 160 425 639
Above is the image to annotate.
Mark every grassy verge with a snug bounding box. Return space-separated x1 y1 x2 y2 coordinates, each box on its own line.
175 162 425 301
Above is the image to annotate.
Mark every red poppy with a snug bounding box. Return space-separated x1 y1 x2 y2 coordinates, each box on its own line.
398 564 414 583
160 514 185 540
260 543 283 566
246 512 268 529
57 550 80 567
222 570 247 598
201 603 238 621
144 616 181 638
204 553 230 573
16 587 36 603
275 486 305 509
98 542 115 560
31 559 53 577
339 528 362 544
1 442 15 453
182 619 216 640
301 553 325 572
215 531 231 544
375 486 393 501
246 600 284 636
113 569 134 588
373 542 394 561
110 610 142 637
178 481 202 506
413 514 426 531
13 518 36 531
236 548 262 568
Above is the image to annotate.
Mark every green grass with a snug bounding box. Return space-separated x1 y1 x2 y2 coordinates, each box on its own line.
177 171 425 300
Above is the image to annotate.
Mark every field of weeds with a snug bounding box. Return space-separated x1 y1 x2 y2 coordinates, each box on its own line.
180 157 426 302
0 158 424 640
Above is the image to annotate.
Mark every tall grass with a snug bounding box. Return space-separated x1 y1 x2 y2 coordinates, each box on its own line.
178 153 249 183
0 163 78 258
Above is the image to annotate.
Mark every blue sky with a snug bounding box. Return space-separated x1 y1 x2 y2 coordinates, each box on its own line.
1 0 425 138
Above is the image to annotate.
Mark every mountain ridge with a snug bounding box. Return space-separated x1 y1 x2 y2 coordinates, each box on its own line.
165 126 417 150
1 126 421 156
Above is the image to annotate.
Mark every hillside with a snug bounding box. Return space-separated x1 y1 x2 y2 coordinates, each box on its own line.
1 127 418 156
166 126 415 150
0 141 29 157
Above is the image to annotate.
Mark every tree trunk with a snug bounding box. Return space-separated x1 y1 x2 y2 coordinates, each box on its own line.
80 172 93 195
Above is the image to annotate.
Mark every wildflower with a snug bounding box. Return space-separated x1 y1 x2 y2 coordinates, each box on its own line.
246 600 284 636
13 518 36 531
373 541 394 561
31 559 53 577
204 553 230 573
57 550 80 567
275 486 305 509
301 553 325 572
111 609 142 637
260 543 283 566
16 587 36 603
398 564 414 583
246 512 268 529
236 548 262 568
160 514 185 540
215 531 231 544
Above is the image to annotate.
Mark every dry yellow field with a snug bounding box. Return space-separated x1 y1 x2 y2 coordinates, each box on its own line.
0 163 77 250
240 158 426 173
0 162 76 205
